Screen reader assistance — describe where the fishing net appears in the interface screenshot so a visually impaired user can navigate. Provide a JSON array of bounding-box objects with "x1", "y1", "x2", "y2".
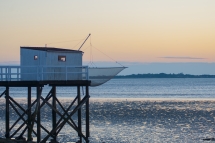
[{"x1": 88, "y1": 67, "x2": 126, "y2": 86}]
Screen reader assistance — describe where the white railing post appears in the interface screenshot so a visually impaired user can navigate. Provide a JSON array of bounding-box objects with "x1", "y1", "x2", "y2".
[
  {"x1": 17, "y1": 67, "x2": 18, "y2": 81},
  {"x1": 7, "y1": 67, "x2": 9, "y2": 81},
  {"x1": 4, "y1": 67, "x2": 6, "y2": 81},
  {"x1": 6, "y1": 67, "x2": 8, "y2": 81},
  {"x1": 86, "y1": 66, "x2": 89, "y2": 80},
  {"x1": 9, "y1": 67, "x2": 11, "y2": 81},
  {"x1": 3, "y1": 67, "x2": 4, "y2": 81},
  {"x1": 0, "y1": 67, "x2": 2, "y2": 81},
  {"x1": 8, "y1": 67, "x2": 10, "y2": 81},
  {"x1": 17, "y1": 67, "x2": 19, "y2": 81},
  {"x1": 41, "y1": 66, "x2": 43, "y2": 80},
  {"x1": 19, "y1": 67, "x2": 20, "y2": 81},
  {"x1": 1, "y1": 67, "x2": 3, "y2": 81},
  {"x1": 66, "y1": 66, "x2": 67, "y2": 80},
  {"x1": 37, "y1": 66, "x2": 39, "y2": 81}
]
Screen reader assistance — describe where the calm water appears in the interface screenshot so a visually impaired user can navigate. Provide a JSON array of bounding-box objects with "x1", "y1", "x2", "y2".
[
  {"x1": 1, "y1": 78, "x2": 215, "y2": 98},
  {"x1": 1, "y1": 78, "x2": 215, "y2": 142}
]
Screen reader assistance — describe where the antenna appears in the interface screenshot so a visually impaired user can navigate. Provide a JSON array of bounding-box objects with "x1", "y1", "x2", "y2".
[{"x1": 78, "y1": 33, "x2": 91, "y2": 51}]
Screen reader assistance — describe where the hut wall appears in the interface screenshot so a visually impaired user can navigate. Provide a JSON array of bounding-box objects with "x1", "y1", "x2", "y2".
[
  {"x1": 45, "y1": 51, "x2": 82, "y2": 80},
  {"x1": 20, "y1": 48, "x2": 46, "y2": 80}
]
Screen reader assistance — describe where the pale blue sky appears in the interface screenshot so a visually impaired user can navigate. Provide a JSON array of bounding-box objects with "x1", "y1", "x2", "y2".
[
  {"x1": 1, "y1": 1, "x2": 215, "y2": 75},
  {"x1": 83, "y1": 62, "x2": 215, "y2": 75}
]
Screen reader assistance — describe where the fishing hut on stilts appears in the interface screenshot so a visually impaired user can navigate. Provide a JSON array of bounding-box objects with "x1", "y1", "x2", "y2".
[{"x1": 0, "y1": 34, "x2": 125, "y2": 143}]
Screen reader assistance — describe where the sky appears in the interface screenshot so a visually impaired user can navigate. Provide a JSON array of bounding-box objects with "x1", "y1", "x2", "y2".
[{"x1": 0, "y1": 1, "x2": 215, "y2": 75}]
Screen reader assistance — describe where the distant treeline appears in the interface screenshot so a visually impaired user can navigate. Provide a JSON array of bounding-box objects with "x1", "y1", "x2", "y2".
[{"x1": 115, "y1": 73, "x2": 215, "y2": 78}]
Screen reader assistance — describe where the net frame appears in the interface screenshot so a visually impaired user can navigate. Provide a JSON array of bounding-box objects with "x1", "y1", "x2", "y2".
[{"x1": 88, "y1": 67, "x2": 126, "y2": 86}]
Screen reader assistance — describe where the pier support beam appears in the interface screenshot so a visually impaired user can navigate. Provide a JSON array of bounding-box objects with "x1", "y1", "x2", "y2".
[
  {"x1": 5, "y1": 86, "x2": 9, "y2": 138},
  {"x1": 77, "y1": 86, "x2": 82, "y2": 142},
  {"x1": 0, "y1": 80, "x2": 91, "y2": 143},
  {"x1": 36, "y1": 86, "x2": 41, "y2": 143},
  {"x1": 86, "y1": 85, "x2": 90, "y2": 143},
  {"x1": 27, "y1": 86, "x2": 32, "y2": 141},
  {"x1": 52, "y1": 86, "x2": 57, "y2": 142}
]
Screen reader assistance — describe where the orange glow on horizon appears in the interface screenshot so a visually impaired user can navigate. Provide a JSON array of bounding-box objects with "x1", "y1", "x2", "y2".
[{"x1": 0, "y1": 1, "x2": 215, "y2": 63}]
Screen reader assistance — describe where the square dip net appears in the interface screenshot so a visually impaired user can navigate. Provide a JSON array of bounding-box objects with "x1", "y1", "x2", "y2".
[{"x1": 88, "y1": 67, "x2": 126, "y2": 86}]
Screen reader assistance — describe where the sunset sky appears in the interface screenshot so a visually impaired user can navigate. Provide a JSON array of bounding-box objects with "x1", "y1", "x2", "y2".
[{"x1": 0, "y1": 1, "x2": 215, "y2": 74}]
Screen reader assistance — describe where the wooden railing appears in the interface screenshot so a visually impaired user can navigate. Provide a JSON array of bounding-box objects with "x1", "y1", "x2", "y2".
[{"x1": 0, "y1": 66, "x2": 89, "y2": 81}]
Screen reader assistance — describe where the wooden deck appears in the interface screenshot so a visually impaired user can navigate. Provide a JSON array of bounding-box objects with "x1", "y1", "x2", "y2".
[
  {"x1": 0, "y1": 138, "x2": 36, "y2": 143},
  {"x1": 0, "y1": 80, "x2": 91, "y2": 87}
]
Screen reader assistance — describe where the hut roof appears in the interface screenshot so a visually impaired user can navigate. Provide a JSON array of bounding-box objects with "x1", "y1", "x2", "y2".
[{"x1": 20, "y1": 47, "x2": 82, "y2": 53}]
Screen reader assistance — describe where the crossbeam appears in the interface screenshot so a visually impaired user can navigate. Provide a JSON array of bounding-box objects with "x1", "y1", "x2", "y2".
[
  {"x1": 0, "y1": 83, "x2": 91, "y2": 143},
  {"x1": 41, "y1": 95, "x2": 90, "y2": 143},
  {"x1": 0, "y1": 90, "x2": 6, "y2": 98},
  {"x1": 46, "y1": 94, "x2": 88, "y2": 141}
]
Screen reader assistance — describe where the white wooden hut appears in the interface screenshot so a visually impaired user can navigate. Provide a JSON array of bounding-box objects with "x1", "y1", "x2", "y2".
[
  {"x1": 20, "y1": 47, "x2": 85, "y2": 80},
  {"x1": 0, "y1": 46, "x2": 125, "y2": 85}
]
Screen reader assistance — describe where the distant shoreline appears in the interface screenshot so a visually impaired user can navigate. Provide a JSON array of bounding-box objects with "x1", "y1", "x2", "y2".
[{"x1": 115, "y1": 73, "x2": 215, "y2": 78}]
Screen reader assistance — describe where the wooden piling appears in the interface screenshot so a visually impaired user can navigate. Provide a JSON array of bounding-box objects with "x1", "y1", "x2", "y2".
[
  {"x1": 5, "y1": 86, "x2": 9, "y2": 138},
  {"x1": 52, "y1": 86, "x2": 57, "y2": 141},
  {"x1": 86, "y1": 85, "x2": 90, "y2": 143},
  {"x1": 36, "y1": 86, "x2": 41, "y2": 143},
  {"x1": 27, "y1": 86, "x2": 32, "y2": 141},
  {"x1": 0, "y1": 80, "x2": 91, "y2": 143},
  {"x1": 77, "y1": 86, "x2": 82, "y2": 142}
]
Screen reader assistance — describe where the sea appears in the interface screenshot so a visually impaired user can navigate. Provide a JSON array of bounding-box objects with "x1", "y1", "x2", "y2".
[
  {"x1": 1, "y1": 78, "x2": 215, "y2": 99},
  {"x1": 1, "y1": 78, "x2": 215, "y2": 143}
]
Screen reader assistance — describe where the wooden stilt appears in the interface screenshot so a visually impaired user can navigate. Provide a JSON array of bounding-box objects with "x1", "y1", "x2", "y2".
[
  {"x1": 0, "y1": 80, "x2": 91, "y2": 142},
  {"x1": 27, "y1": 86, "x2": 32, "y2": 141},
  {"x1": 0, "y1": 90, "x2": 6, "y2": 98},
  {"x1": 36, "y1": 86, "x2": 41, "y2": 143},
  {"x1": 86, "y1": 85, "x2": 90, "y2": 143},
  {"x1": 77, "y1": 86, "x2": 82, "y2": 143},
  {"x1": 52, "y1": 86, "x2": 57, "y2": 141},
  {"x1": 5, "y1": 86, "x2": 10, "y2": 138}
]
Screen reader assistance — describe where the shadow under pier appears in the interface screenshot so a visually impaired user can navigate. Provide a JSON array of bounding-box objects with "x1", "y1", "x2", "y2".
[{"x1": 0, "y1": 80, "x2": 91, "y2": 143}]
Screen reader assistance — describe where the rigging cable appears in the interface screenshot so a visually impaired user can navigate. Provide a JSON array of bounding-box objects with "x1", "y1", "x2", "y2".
[
  {"x1": 91, "y1": 45, "x2": 125, "y2": 67},
  {"x1": 45, "y1": 38, "x2": 85, "y2": 47},
  {"x1": 89, "y1": 36, "x2": 97, "y2": 67},
  {"x1": 81, "y1": 45, "x2": 94, "y2": 67},
  {"x1": 72, "y1": 39, "x2": 87, "y2": 49}
]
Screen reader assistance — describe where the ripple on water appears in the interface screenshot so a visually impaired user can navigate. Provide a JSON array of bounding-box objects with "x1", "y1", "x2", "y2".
[{"x1": 0, "y1": 99, "x2": 215, "y2": 142}]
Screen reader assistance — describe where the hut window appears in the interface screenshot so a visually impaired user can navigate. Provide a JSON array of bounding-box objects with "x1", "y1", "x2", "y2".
[
  {"x1": 34, "y1": 55, "x2": 38, "y2": 60},
  {"x1": 58, "y1": 55, "x2": 66, "y2": 62}
]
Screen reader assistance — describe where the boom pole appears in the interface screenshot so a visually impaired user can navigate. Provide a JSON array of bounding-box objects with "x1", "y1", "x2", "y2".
[{"x1": 78, "y1": 34, "x2": 91, "y2": 51}]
